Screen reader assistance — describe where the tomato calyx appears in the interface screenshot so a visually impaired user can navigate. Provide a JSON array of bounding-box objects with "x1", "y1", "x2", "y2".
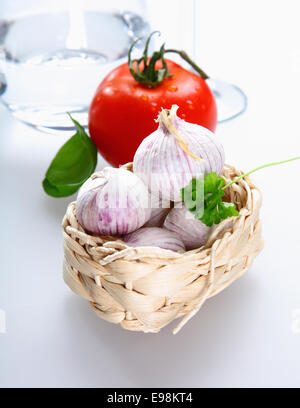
[
  {"x1": 128, "y1": 31, "x2": 171, "y2": 88},
  {"x1": 128, "y1": 31, "x2": 210, "y2": 89}
]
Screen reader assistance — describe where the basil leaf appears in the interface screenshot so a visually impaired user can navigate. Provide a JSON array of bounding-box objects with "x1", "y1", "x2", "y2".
[{"x1": 43, "y1": 115, "x2": 98, "y2": 197}]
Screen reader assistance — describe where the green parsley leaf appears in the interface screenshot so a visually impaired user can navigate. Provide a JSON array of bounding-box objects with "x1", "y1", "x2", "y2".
[
  {"x1": 43, "y1": 115, "x2": 98, "y2": 198},
  {"x1": 200, "y1": 200, "x2": 239, "y2": 227},
  {"x1": 182, "y1": 157, "x2": 300, "y2": 226},
  {"x1": 182, "y1": 177, "x2": 204, "y2": 211},
  {"x1": 182, "y1": 173, "x2": 239, "y2": 227}
]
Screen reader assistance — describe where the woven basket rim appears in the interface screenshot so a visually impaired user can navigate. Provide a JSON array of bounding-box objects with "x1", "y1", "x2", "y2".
[{"x1": 62, "y1": 163, "x2": 262, "y2": 265}]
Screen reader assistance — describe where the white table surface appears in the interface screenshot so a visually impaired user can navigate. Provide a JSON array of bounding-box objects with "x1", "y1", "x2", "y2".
[{"x1": 1, "y1": 0, "x2": 300, "y2": 388}]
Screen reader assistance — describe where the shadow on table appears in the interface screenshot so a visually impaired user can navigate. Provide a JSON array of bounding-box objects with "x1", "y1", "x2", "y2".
[
  {"x1": 62, "y1": 271, "x2": 262, "y2": 387},
  {"x1": 41, "y1": 195, "x2": 75, "y2": 222}
]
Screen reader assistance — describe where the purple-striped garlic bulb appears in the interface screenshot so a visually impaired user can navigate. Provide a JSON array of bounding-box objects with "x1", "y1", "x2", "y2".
[
  {"x1": 133, "y1": 105, "x2": 225, "y2": 202},
  {"x1": 123, "y1": 227, "x2": 186, "y2": 252},
  {"x1": 76, "y1": 167, "x2": 151, "y2": 236},
  {"x1": 164, "y1": 205, "x2": 211, "y2": 250}
]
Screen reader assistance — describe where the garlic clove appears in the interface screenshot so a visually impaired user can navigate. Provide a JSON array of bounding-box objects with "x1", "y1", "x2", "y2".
[
  {"x1": 144, "y1": 195, "x2": 172, "y2": 227},
  {"x1": 123, "y1": 227, "x2": 186, "y2": 252},
  {"x1": 163, "y1": 205, "x2": 211, "y2": 250}
]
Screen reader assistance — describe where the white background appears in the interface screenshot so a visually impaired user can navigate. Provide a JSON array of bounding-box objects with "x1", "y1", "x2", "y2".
[{"x1": 1, "y1": 0, "x2": 300, "y2": 388}]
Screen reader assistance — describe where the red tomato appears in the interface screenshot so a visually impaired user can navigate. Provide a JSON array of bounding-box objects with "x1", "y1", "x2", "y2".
[{"x1": 89, "y1": 59, "x2": 217, "y2": 167}]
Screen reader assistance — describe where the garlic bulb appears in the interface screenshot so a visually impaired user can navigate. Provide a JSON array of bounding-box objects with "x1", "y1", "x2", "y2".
[
  {"x1": 144, "y1": 196, "x2": 171, "y2": 227},
  {"x1": 164, "y1": 205, "x2": 210, "y2": 250},
  {"x1": 76, "y1": 167, "x2": 151, "y2": 236},
  {"x1": 123, "y1": 227, "x2": 186, "y2": 252},
  {"x1": 133, "y1": 105, "x2": 225, "y2": 201}
]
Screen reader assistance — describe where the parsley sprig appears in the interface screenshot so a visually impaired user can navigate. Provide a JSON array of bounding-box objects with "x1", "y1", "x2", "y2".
[{"x1": 182, "y1": 157, "x2": 300, "y2": 227}]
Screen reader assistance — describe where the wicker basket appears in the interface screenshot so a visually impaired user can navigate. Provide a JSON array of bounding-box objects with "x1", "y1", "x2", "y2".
[{"x1": 62, "y1": 164, "x2": 264, "y2": 334}]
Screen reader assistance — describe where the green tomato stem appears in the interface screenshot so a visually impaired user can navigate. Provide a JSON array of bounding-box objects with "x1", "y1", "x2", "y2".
[
  {"x1": 165, "y1": 49, "x2": 210, "y2": 80},
  {"x1": 222, "y1": 156, "x2": 300, "y2": 190}
]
